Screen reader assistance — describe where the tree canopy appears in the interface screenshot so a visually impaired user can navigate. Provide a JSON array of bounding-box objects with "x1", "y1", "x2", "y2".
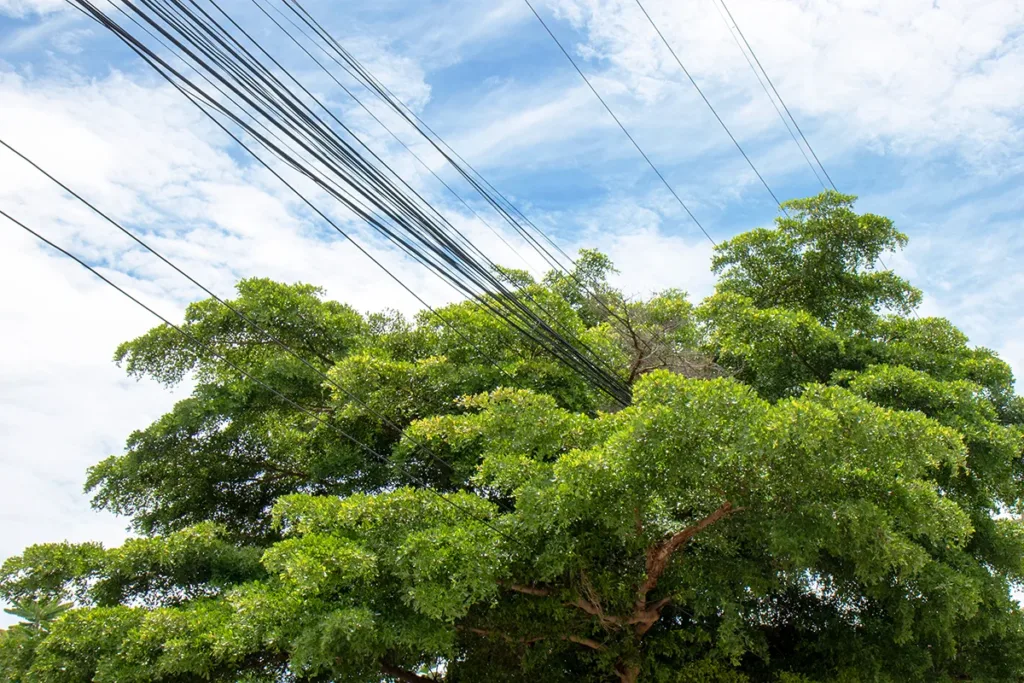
[{"x1": 3, "y1": 191, "x2": 1023, "y2": 682}]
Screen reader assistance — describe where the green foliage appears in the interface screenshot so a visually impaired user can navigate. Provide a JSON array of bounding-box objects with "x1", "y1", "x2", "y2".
[
  {"x1": 3, "y1": 192, "x2": 1024, "y2": 682},
  {"x1": 3, "y1": 598, "x2": 71, "y2": 632},
  {"x1": 711, "y1": 191, "x2": 921, "y2": 326}
]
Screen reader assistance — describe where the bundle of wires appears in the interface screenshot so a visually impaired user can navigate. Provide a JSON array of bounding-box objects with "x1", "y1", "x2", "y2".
[{"x1": 68, "y1": 0, "x2": 633, "y2": 405}]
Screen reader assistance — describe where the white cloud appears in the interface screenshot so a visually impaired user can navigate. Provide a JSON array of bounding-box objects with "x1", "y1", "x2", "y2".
[
  {"x1": 0, "y1": 0, "x2": 64, "y2": 17},
  {"x1": 538, "y1": 0, "x2": 1024, "y2": 162}
]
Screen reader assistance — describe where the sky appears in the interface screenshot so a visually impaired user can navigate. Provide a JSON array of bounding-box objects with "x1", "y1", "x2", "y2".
[{"x1": 1, "y1": 0, "x2": 1024, "y2": 623}]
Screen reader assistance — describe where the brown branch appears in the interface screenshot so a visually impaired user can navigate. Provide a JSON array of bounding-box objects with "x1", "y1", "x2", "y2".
[
  {"x1": 501, "y1": 581, "x2": 622, "y2": 628},
  {"x1": 568, "y1": 597, "x2": 623, "y2": 629},
  {"x1": 496, "y1": 502, "x2": 741, "y2": 648},
  {"x1": 579, "y1": 570, "x2": 607, "y2": 623},
  {"x1": 636, "y1": 502, "x2": 739, "y2": 612},
  {"x1": 504, "y1": 582, "x2": 552, "y2": 597},
  {"x1": 565, "y1": 634, "x2": 605, "y2": 651}
]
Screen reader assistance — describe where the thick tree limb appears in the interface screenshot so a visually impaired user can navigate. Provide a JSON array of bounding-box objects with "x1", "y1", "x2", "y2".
[
  {"x1": 568, "y1": 597, "x2": 623, "y2": 629},
  {"x1": 636, "y1": 502, "x2": 738, "y2": 613},
  {"x1": 565, "y1": 634, "x2": 605, "y2": 651},
  {"x1": 503, "y1": 582, "x2": 552, "y2": 597}
]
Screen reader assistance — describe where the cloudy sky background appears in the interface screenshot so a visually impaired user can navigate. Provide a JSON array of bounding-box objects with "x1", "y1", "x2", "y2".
[{"x1": 1, "y1": 0, "x2": 1023, "y2": 622}]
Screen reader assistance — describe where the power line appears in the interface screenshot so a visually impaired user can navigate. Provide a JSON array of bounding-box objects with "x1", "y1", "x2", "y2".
[
  {"x1": 151, "y1": 0, "x2": 630, "y2": 400},
  {"x1": 280, "y1": 0, "x2": 577, "y2": 279},
  {"x1": 268, "y1": 0, "x2": 639, "y2": 344},
  {"x1": 229, "y1": 0, "x2": 626, "y2": 389},
  {"x1": 706, "y1": 0, "x2": 826, "y2": 191},
  {"x1": 715, "y1": 0, "x2": 837, "y2": 191},
  {"x1": 711, "y1": 0, "x2": 910, "y2": 295},
  {"x1": 522, "y1": 0, "x2": 716, "y2": 246},
  {"x1": 0, "y1": 208, "x2": 524, "y2": 549},
  {"x1": 633, "y1": 0, "x2": 787, "y2": 213},
  {"x1": 69, "y1": 0, "x2": 632, "y2": 404},
  {"x1": 0, "y1": 136, "x2": 519, "y2": 516},
  {"x1": 249, "y1": 0, "x2": 538, "y2": 279}
]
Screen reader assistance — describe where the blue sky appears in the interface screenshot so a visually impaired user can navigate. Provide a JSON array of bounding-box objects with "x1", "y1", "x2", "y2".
[{"x1": 1, "y1": 0, "x2": 1024, "y2": 621}]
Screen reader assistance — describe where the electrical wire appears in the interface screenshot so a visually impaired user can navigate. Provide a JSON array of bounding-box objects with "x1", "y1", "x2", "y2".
[
  {"x1": 268, "y1": 0, "x2": 638, "y2": 342},
  {"x1": 68, "y1": 0, "x2": 633, "y2": 404},
  {"x1": 633, "y1": 0, "x2": 787, "y2": 214},
  {"x1": 715, "y1": 0, "x2": 836, "y2": 191},
  {"x1": 706, "y1": 0, "x2": 826, "y2": 191},
  {"x1": 0, "y1": 136, "x2": 519, "y2": 516},
  {"x1": 0, "y1": 208, "x2": 525, "y2": 548},
  {"x1": 133, "y1": 0, "x2": 630, "y2": 401},
  {"x1": 522, "y1": 0, "x2": 716, "y2": 246},
  {"x1": 710, "y1": 0, "x2": 909, "y2": 291}
]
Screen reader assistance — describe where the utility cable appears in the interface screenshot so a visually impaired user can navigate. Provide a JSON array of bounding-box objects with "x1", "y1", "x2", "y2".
[
  {"x1": 706, "y1": 0, "x2": 826, "y2": 190},
  {"x1": 1, "y1": 208, "x2": 524, "y2": 548},
  {"x1": 633, "y1": 0, "x2": 787, "y2": 213},
  {"x1": 716, "y1": 0, "x2": 836, "y2": 191},
  {"x1": 522, "y1": 0, "x2": 715, "y2": 246},
  {"x1": 274, "y1": 0, "x2": 640, "y2": 332},
  {"x1": 0, "y1": 136, "x2": 523, "y2": 514},
  {"x1": 70, "y1": 0, "x2": 632, "y2": 403}
]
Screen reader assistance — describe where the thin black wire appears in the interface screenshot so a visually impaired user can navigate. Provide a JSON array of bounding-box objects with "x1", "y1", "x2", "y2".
[
  {"x1": 73, "y1": 0, "x2": 549, "y2": 391},
  {"x1": 249, "y1": 0, "x2": 538, "y2": 278},
  {"x1": 185, "y1": 0, "x2": 624, "y2": 381},
  {"x1": 522, "y1": 0, "x2": 716, "y2": 246},
  {"x1": 162, "y1": 0, "x2": 630, "y2": 400},
  {"x1": 0, "y1": 136, "x2": 521, "y2": 514},
  {"x1": 0, "y1": 208, "x2": 524, "y2": 548},
  {"x1": 71, "y1": 0, "x2": 632, "y2": 403},
  {"x1": 633, "y1": 0, "x2": 788, "y2": 214},
  {"x1": 707, "y1": 0, "x2": 825, "y2": 190},
  {"x1": 272, "y1": 0, "x2": 638, "y2": 338},
  {"x1": 711, "y1": 0, "x2": 908, "y2": 290},
  {"x1": 716, "y1": 0, "x2": 837, "y2": 192},
  {"x1": 279, "y1": 0, "x2": 576, "y2": 277},
  {"x1": 238, "y1": 0, "x2": 632, "y2": 385}
]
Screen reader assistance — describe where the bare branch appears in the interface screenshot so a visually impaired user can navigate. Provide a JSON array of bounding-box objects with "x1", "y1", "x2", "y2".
[
  {"x1": 503, "y1": 582, "x2": 552, "y2": 597},
  {"x1": 565, "y1": 634, "x2": 605, "y2": 651},
  {"x1": 637, "y1": 501, "x2": 739, "y2": 611}
]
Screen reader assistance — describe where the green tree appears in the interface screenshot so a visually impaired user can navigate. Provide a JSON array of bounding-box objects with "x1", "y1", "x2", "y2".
[
  {"x1": 3, "y1": 598, "x2": 71, "y2": 632},
  {"x1": 3, "y1": 191, "x2": 1023, "y2": 682}
]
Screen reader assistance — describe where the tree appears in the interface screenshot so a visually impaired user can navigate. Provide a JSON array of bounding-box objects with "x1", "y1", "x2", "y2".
[
  {"x1": 2, "y1": 191, "x2": 1023, "y2": 682},
  {"x1": 3, "y1": 598, "x2": 71, "y2": 632}
]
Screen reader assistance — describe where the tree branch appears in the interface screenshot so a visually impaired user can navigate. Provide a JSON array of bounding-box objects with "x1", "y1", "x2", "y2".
[
  {"x1": 503, "y1": 582, "x2": 552, "y2": 597},
  {"x1": 565, "y1": 634, "x2": 605, "y2": 651},
  {"x1": 568, "y1": 597, "x2": 623, "y2": 629},
  {"x1": 637, "y1": 501, "x2": 739, "y2": 612}
]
